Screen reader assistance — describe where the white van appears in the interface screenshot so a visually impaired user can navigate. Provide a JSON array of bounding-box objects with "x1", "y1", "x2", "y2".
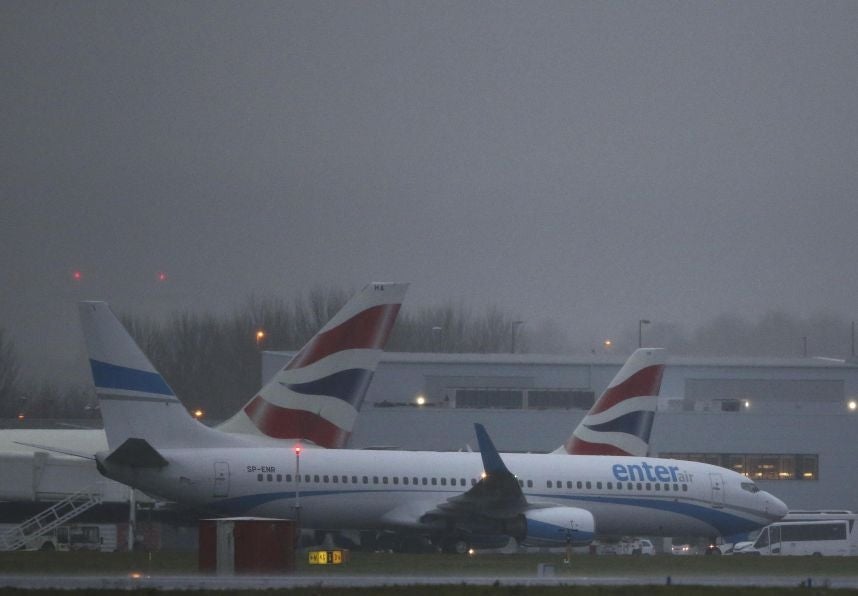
[
  {"x1": 744, "y1": 519, "x2": 857, "y2": 556},
  {"x1": 14, "y1": 524, "x2": 119, "y2": 552}
]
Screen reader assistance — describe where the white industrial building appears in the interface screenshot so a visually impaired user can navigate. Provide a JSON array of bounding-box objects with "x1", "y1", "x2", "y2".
[{"x1": 266, "y1": 351, "x2": 858, "y2": 512}]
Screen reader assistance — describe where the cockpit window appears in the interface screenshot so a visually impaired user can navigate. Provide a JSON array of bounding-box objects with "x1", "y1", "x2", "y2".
[{"x1": 741, "y1": 481, "x2": 760, "y2": 493}]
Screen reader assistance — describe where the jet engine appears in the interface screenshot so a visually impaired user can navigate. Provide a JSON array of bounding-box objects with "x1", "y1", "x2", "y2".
[{"x1": 510, "y1": 507, "x2": 595, "y2": 546}]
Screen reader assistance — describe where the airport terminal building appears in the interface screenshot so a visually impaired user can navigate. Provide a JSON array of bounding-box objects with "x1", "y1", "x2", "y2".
[{"x1": 266, "y1": 351, "x2": 858, "y2": 513}]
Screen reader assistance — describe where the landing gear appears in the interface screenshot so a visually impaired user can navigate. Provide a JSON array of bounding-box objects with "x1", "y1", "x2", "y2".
[{"x1": 440, "y1": 535, "x2": 470, "y2": 554}]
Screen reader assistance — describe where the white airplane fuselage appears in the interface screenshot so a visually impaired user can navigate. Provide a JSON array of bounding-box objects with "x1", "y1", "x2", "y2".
[{"x1": 98, "y1": 447, "x2": 786, "y2": 538}]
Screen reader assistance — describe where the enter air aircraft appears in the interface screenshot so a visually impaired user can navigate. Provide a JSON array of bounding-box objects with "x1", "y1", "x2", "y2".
[{"x1": 78, "y1": 301, "x2": 787, "y2": 553}]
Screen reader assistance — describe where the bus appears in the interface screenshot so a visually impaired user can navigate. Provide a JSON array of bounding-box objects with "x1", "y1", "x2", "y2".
[{"x1": 744, "y1": 519, "x2": 857, "y2": 556}]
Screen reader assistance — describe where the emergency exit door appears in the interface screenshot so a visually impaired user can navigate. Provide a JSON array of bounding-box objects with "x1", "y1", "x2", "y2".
[{"x1": 214, "y1": 462, "x2": 230, "y2": 498}]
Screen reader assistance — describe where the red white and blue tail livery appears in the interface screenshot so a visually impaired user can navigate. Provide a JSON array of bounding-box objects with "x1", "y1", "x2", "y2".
[
  {"x1": 559, "y1": 348, "x2": 665, "y2": 457},
  {"x1": 217, "y1": 282, "x2": 408, "y2": 448}
]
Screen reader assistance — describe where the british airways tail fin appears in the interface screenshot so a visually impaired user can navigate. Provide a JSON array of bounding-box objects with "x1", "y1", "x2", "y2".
[
  {"x1": 79, "y1": 301, "x2": 244, "y2": 450},
  {"x1": 217, "y1": 282, "x2": 409, "y2": 448},
  {"x1": 557, "y1": 348, "x2": 666, "y2": 456}
]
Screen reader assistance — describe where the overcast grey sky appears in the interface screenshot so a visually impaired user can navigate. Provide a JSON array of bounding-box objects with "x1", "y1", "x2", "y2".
[{"x1": 2, "y1": 1, "x2": 857, "y2": 383}]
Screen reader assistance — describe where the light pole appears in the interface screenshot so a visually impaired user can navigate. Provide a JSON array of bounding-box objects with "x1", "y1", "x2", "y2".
[
  {"x1": 511, "y1": 321, "x2": 524, "y2": 353},
  {"x1": 431, "y1": 326, "x2": 443, "y2": 352},
  {"x1": 638, "y1": 320, "x2": 651, "y2": 348},
  {"x1": 294, "y1": 444, "x2": 302, "y2": 543}
]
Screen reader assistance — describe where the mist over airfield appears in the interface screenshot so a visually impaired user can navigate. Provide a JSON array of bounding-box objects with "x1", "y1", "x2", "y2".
[{"x1": 2, "y1": 1, "x2": 858, "y2": 385}]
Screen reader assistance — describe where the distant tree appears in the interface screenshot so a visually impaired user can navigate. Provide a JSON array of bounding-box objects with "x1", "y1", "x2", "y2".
[{"x1": 0, "y1": 328, "x2": 21, "y2": 416}]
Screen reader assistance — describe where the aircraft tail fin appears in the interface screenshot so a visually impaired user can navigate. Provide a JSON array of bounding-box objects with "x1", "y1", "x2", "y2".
[
  {"x1": 79, "y1": 301, "x2": 240, "y2": 450},
  {"x1": 557, "y1": 348, "x2": 666, "y2": 456},
  {"x1": 217, "y1": 282, "x2": 408, "y2": 448}
]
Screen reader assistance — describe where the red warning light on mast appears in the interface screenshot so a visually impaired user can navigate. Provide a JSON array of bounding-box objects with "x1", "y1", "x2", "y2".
[
  {"x1": 72, "y1": 271, "x2": 82, "y2": 281},
  {"x1": 157, "y1": 271, "x2": 168, "y2": 282}
]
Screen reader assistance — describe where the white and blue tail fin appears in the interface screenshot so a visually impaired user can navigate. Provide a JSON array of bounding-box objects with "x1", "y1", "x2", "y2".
[
  {"x1": 217, "y1": 282, "x2": 409, "y2": 448},
  {"x1": 79, "y1": 301, "x2": 241, "y2": 450},
  {"x1": 556, "y1": 348, "x2": 666, "y2": 456}
]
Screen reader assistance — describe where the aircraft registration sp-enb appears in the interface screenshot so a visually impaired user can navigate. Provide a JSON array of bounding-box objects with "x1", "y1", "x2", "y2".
[{"x1": 50, "y1": 284, "x2": 790, "y2": 553}]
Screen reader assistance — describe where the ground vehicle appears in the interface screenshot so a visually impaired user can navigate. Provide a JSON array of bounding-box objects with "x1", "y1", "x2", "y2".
[
  {"x1": 742, "y1": 520, "x2": 857, "y2": 556},
  {"x1": 594, "y1": 538, "x2": 655, "y2": 555},
  {"x1": 11, "y1": 524, "x2": 118, "y2": 552}
]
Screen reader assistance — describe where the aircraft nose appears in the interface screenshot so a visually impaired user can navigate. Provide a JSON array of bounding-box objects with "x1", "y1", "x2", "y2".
[{"x1": 765, "y1": 493, "x2": 788, "y2": 520}]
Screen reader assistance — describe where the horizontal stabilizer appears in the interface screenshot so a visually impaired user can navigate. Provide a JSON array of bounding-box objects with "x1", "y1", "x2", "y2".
[
  {"x1": 13, "y1": 441, "x2": 95, "y2": 460},
  {"x1": 105, "y1": 438, "x2": 168, "y2": 468}
]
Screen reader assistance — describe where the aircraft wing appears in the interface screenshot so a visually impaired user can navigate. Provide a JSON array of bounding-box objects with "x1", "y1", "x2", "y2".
[{"x1": 420, "y1": 424, "x2": 530, "y2": 524}]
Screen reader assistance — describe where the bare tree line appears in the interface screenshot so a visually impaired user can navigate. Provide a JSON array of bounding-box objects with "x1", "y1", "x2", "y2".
[
  {"x1": 117, "y1": 291, "x2": 524, "y2": 418},
  {"x1": 2, "y1": 298, "x2": 857, "y2": 420}
]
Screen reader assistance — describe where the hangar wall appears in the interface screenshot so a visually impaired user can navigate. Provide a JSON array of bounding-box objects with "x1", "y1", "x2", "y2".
[{"x1": 265, "y1": 351, "x2": 858, "y2": 512}]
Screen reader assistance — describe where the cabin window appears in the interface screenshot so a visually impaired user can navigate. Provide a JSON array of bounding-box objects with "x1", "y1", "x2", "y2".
[
  {"x1": 332, "y1": 476, "x2": 338, "y2": 483},
  {"x1": 422, "y1": 478, "x2": 428, "y2": 485},
  {"x1": 596, "y1": 482, "x2": 602, "y2": 489},
  {"x1": 636, "y1": 483, "x2": 642, "y2": 491},
  {"x1": 313, "y1": 475, "x2": 320, "y2": 483},
  {"x1": 518, "y1": 479, "x2": 524, "y2": 487},
  {"x1": 547, "y1": 481, "x2": 553, "y2": 488},
  {"x1": 431, "y1": 478, "x2": 437, "y2": 485},
  {"x1": 567, "y1": 481, "x2": 573, "y2": 489},
  {"x1": 585, "y1": 481, "x2": 592, "y2": 490},
  {"x1": 403, "y1": 477, "x2": 409, "y2": 485},
  {"x1": 323, "y1": 475, "x2": 329, "y2": 483},
  {"x1": 682, "y1": 484, "x2": 688, "y2": 491},
  {"x1": 461, "y1": 478, "x2": 466, "y2": 486},
  {"x1": 616, "y1": 483, "x2": 622, "y2": 490},
  {"x1": 352, "y1": 476, "x2": 358, "y2": 483},
  {"x1": 577, "y1": 481, "x2": 583, "y2": 489},
  {"x1": 607, "y1": 482, "x2": 612, "y2": 490},
  {"x1": 305, "y1": 475, "x2": 311, "y2": 483},
  {"x1": 362, "y1": 476, "x2": 368, "y2": 484},
  {"x1": 645, "y1": 483, "x2": 651, "y2": 491},
  {"x1": 413, "y1": 477, "x2": 419, "y2": 485},
  {"x1": 373, "y1": 476, "x2": 379, "y2": 484},
  {"x1": 285, "y1": 474, "x2": 292, "y2": 482},
  {"x1": 276, "y1": 474, "x2": 282, "y2": 482},
  {"x1": 441, "y1": 478, "x2": 447, "y2": 486},
  {"x1": 655, "y1": 483, "x2": 660, "y2": 491},
  {"x1": 342, "y1": 476, "x2": 348, "y2": 483},
  {"x1": 383, "y1": 477, "x2": 389, "y2": 484},
  {"x1": 267, "y1": 474, "x2": 273, "y2": 482},
  {"x1": 527, "y1": 480, "x2": 533, "y2": 488},
  {"x1": 471, "y1": 478, "x2": 477, "y2": 486},
  {"x1": 393, "y1": 477, "x2": 399, "y2": 485},
  {"x1": 257, "y1": 474, "x2": 263, "y2": 482}
]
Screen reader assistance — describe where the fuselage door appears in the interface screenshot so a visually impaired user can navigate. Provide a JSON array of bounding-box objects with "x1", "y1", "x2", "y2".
[
  {"x1": 214, "y1": 461, "x2": 230, "y2": 498},
  {"x1": 708, "y1": 473, "x2": 725, "y2": 508}
]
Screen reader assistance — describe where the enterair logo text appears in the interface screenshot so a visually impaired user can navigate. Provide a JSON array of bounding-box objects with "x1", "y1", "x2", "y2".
[{"x1": 612, "y1": 462, "x2": 694, "y2": 483}]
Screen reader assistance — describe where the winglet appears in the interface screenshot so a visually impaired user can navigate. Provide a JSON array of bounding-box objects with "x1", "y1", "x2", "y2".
[{"x1": 475, "y1": 423, "x2": 509, "y2": 475}]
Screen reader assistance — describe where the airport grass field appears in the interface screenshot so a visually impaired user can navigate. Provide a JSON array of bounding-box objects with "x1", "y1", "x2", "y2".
[{"x1": 3, "y1": 550, "x2": 858, "y2": 594}]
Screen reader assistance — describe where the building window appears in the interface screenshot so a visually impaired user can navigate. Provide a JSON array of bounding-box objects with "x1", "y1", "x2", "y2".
[
  {"x1": 455, "y1": 388, "x2": 523, "y2": 409},
  {"x1": 527, "y1": 389, "x2": 595, "y2": 410},
  {"x1": 660, "y1": 452, "x2": 819, "y2": 481}
]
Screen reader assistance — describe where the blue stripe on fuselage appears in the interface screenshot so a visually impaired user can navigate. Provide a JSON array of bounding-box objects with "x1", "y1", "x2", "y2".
[{"x1": 208, "y1": 489, "x2": 763, "y2": 535}]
